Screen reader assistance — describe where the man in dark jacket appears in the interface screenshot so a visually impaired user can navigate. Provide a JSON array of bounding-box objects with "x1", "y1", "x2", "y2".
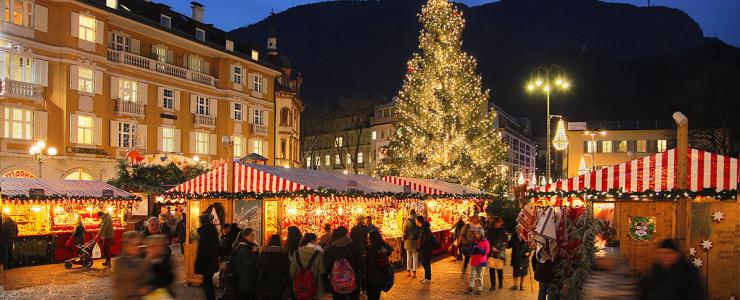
[
  {"x1": 195, "y1": 214, "x2": 220, "y2": 300},
  {"x1": 349, "y1": 216, "x2": 369, "y2": 291},
  {"x1": 325, "y1": 226, "x2": 362, "y2": 300},
  {"x1": 532, "y1": 255, "x2": 557, "y2": 300},
  {"x1": 416, "y1": 216, "x2": 434, "y2": 283},
  {"x1": 640, "y1": 239, "x2": 706, "y2": 300},
  {"x1": 259, "y1": 234, "x2": 290, "y2": 300},
  {"x1": 230, "y1": 228, "x2": 260, "y2": 300},
  {"x1": 1, "y1": 213, "x2": 18, "y2": 269}
]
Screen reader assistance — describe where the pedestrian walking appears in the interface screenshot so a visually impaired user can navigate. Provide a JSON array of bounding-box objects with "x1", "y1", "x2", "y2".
[
  {"x1": 582, "y1": 247, "x2": 637, "y2": 300},
  {"x1": 365, "y1": 231, "x2": 394, "y2": 300},
  {"x1": 143, "y1": 217, "x2": 160, "y2": 237},
  {"x1": 532, "y1": 255, "x2": 557, "y2": 300},
  {"x1": 1, "y1": 213, "x2": 18, "y2": 269},
  {"x1": 258, "y1": 234, "x2": 290, "y2": 300},
  {"x1": 290, "y1": 233, "x2": 326, "y2": 300},
  {"x1": 459, "y1": 215, "x2": 482, "y2": 275},
  {"x1": 286, "y1": 225, "x2": 303, "y2": 256},
  {"x1": 141, "y1": 234, "x2": 175, "y2": 299},
  {"x1": 325, "y1": 226, "x2": 362, "y2": 300},
  {"x1": 96, "y1": 211, "x2": 114, "y2": 266},
  {"x1": 451, "y1": 216, "x2": 465, "y2": 260},
  {"x1": 402, "y1": 209, "x2": 420, "y2": 278},
  {"x1": 195, "y1": 214, "x2": 220, "y2": 300},
  {"x1": 318, "y1": 223, "x2": 333, "y2": 249},
  {"x1": 507, "y1": 225, "x2": 531, "y2": 291},
  {"x1": 230, "y1": 228, "x2": 260, "y2": 300},
  {"x1": 486, "y1": 216, "x2": 507, "y2": 291},
  {"x1": 467, "y1": 227, "x2": 490, "y2": 295},
  {"x1": 112, "y1": 231, "x2": 155, "y2": 300},
  {"x1": 639, "y1": 239, "x2": 706, "y2": 300},
  {"x1": 349, "y1": 216, "x2": 369, "y2": 291},
  {"x1": 365, "y1": 216, "x2": 378, "y2": 233},
  {"x1": 175, "y1": 216, "x2": 186, "y2": 255},
  {"x1": 416, "y1": 216, "x2": 434, "y2": 283}
]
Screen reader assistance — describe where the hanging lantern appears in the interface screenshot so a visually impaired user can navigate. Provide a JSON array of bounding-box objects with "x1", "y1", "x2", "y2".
[
  {"x1": 577, "y1": 156, "x2": 589, "y2": 175},
  {"x1": 552, "y1": 119, "x2": 569, "y2": 151}
]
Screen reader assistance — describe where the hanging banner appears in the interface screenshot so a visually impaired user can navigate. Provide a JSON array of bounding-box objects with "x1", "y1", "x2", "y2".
[{"x1": 629, "y1": 216, "x2": 656, "y2": 241}]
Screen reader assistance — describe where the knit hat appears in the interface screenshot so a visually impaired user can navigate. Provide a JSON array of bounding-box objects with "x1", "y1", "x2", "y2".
[
  {"x1": 473, "y1": 226, "x2": 485, "y2": 236},
  {"x1": 658, "y1": 239, "x2": 678, "y2": 251}
]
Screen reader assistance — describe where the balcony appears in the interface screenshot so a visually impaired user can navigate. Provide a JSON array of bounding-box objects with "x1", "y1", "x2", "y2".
[
  {"x1": 115, "y1": 99, "x2": 145, "y2": 117},
  {"x1": 0, "y1": 78, "x2": 44, "y2": 101},
  {"x1": 107, "y1": 49, "x2": 216, "y2": 87},
  {"x1": 252, "y1": 124, "x2": 268, "y2": 136},
  {"x1": 193, "y1": 113, "x2": 216, "y2": 128}
]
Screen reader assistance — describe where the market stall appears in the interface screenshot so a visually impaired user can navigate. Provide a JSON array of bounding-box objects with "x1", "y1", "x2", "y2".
[
  {"x1": 0, "y1": 178, "x2": 140, "y2": 266},
  {"x1": 525, "y1": 148, "x2": 738, "y2": 299}
]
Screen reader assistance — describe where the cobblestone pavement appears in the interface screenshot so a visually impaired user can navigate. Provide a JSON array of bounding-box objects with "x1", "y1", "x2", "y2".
[{"x1": 1, "y1": 248, "x2": 538, "y2": 300}]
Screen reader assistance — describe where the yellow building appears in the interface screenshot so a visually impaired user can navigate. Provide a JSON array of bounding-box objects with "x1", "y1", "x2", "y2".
[
  {"x1": 560, "y1": 121, "x2": 676, "y2": 178},
  {"x1": 0, "y1": 0, "x2": 285, "y2": 180}
]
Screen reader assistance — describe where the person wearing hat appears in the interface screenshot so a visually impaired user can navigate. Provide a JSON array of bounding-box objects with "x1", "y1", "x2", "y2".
[
  {"x1": 582, "y1": 246, "x2": 637, "y2": 300},
  {"x1": 194, "y1": 214, "x2": 219, "y2": 300},
  {"x1": 639, "y1": 239, "x2": 706, "y2": 300},
  {"x1": 467, "y1": 226, "x2": 490, "y2": 295}
]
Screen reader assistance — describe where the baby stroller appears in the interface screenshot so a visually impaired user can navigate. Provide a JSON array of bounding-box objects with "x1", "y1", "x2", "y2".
[{"x1": 64, "y1": 239, "x2": 96, "y2": 269}]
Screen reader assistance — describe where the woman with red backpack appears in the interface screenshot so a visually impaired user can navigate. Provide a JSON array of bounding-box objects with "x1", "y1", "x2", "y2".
[
  {"x1": 289, "y1": 233, "x2": 326, "y2": 300},
  {"x1": 365, "y1": 230, "x2": 394, "y2": 300},
  {"x1": 324, "y1": 226, "x2": 362, "y2": 300}
]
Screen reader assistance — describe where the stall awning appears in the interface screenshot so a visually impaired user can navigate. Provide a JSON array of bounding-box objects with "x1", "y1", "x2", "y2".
[
  {"x1": 166, "y1": 160, "x2": 228, "y2": 194},
  {"x1": 0, "y1": 178, "x2": 136, "y2": 199},
  {"x1": 382, "y1": 176, "x2": 481, "y2": 195},
  {"x1": 535, "y1": 148, "x2": 738, "y2": 192}
]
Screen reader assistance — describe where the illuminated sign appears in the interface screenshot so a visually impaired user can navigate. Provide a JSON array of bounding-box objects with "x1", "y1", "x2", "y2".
[{"x1": 2, "y1": 169, "x2": 36, "y2": 178}]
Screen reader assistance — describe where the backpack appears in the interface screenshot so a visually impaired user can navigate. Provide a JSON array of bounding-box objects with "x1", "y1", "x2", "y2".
[
  {"x1": 329, "y1": 250, "x2": 357, "y2": 294},
  {"x1": 293, "y1": 250, "x2": 320, "y2": 300}
]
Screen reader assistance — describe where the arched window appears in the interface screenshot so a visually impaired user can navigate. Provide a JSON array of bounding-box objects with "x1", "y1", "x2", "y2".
[{"x1": 64, "y1": 170, "x2": 93, "y2": 180}]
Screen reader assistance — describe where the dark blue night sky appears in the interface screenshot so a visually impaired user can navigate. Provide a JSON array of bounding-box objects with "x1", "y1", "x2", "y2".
[{"x1": 158, "y1": 0, "x2": 739, "y2": 46}]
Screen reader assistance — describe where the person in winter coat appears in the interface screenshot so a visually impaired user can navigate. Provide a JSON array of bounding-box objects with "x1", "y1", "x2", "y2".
[
  {"x1": 219, "y1": 223, "x2": 239, "y2": 259},
  {"x1": 195, "y1": 214, "x2": 220, "y2": 300},
  {"x1": 402, "y1": 209, "x2": 420, "y2": 278},
  {"x1": 582, "y1": 247, "x2": 637, "y2": 300},
  {"x1": 324, "y1": 226, "x2": 362, "y2": 300},
  {"x1": 349, "y1": 216, "x2": 369, "y2": 290},
  {"x1": 258, "y1": 234, "x2": 291, "y2": 300},
  {"x1": 73, "y1": 216, "x2": 86, "y2": 246},
  {"x1": 451, "y1": 216, "x2": 465, "y2": 260},
  {"x1": 175, "y1": 217, "x2": 186, "y2": 255},
  {"x1": 290, "y1": 233, "x2": 326, "y2": 300},
  {"x1": 507, "y1": 225, "x2": 531, "y2": 291},
  {"x1": 532, "y1": 254, "x2": 557, "y2": 300},
  {"x1": 416, "y1": 216, "x2": 434, "y2": 283},
  {"x1": 112, "y1": 231, "x2": 156, "y2": 300},
  {"x1": 285, "y1": 226, "x2": 303, "y2": 256},
  {"x1": 459, "y1": 215, "x2": 483, "y2": 275},
  {"x1": 96, "y1": 211, "x2": 115, "y2": 266},
  {"x1": 318, "y1": 223, "x2": 333, "y2": 249},
  {"x1": 0, "y1": 213, "x2": 18, "y2": 269},
  {"x1": 486, "y1": 216, "x2": 507, "y2": 290},
  {"x1": 230, "y1": 228, "x2": 260, "y2": 300},
  {"x1": 640, "y1": 239, "x2": 706, "y2": 300},
  {"x1": 467, "y1": 227, "x2": 490, "y2": 295},
  {"x1": 141, "y1": 234, "x2": 175, "y2": 298},
  {"x1": 365, "y1": 230, "x2": 393, "y2": 300}
]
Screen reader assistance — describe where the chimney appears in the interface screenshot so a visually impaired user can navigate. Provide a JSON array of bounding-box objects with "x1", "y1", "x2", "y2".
[{"x1": 191, "y1": 2, "x2": 204, "y2": 23}]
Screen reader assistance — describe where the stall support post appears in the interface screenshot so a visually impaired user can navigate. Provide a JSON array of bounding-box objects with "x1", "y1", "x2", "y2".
[
  {"x1": 226, "y1": 160, "x2": 235, "y2": 193},
  {"x1": 674, "y1": 112, "x2": 689, "y2": 252}
]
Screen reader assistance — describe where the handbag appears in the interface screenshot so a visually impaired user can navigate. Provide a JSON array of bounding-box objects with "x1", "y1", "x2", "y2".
[
  {"x1": 143, "y1": 288, "x2": 174, "y2": 300},
  {"x1": 487, "y1": 257, "x2": 504, "y2": 269}
]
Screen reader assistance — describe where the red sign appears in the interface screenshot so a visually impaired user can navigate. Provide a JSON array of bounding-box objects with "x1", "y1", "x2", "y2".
[{"x1": 2, "y1": 169, "x2": 36, "y2": 178}]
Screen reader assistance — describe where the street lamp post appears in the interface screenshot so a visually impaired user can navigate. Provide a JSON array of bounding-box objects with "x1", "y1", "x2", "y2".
[
  {"x1": 527, "y1": 65, "x2": 571, "y2": 180},
  {"x1": 583, "y1": 130, "x2": 606, "y2": 172},
  {"x1": 29, "y1": 141, "x2": 57, "y2": 178}
]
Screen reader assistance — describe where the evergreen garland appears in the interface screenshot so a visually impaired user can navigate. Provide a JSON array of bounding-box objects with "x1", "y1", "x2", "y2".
[
  {"x1": 528, "y1": 188, "x2": 737, "y2": 201},
  {"x1": 107, "y1": 160, "x2": 210, "y2": 193}
]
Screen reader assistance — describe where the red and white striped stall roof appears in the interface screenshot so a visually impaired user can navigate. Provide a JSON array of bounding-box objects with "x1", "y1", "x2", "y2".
[
  {"x1": 535, "y1": 148, "x2": 739, "y2": 193},
  {"x1": 166, "y1": 160, "x2": 228, "y2": 194},
  {"x1": 382, "y1": 176, "x2": 482, "y2": 195},
  {"x1": 0, "y1": 178, "x2": 135, "y2": 198}
]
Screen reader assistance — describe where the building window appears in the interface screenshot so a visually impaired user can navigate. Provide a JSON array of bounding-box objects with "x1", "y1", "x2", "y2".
[
  {"x1": 252, "y1": 139, "x2": 265, "y2": 156},
  {"x1": 252, "y1": 74, "x2": 263, "y2": 92},
  {"x1": 188, "y1": 56, "x2": 205, "y2": 73},
  {"x1": 280, "y1": 139, "x2": 286, "y2": 159},
  {"x1": 152, "y1": 45, "x2": 167, "y2": 63},
  {"x1": 252, "y1": 109, "x2": 264, "y2": 126},
  {"x1": 636, "y1": 140, "x2": 647, "y2": 153},
  {"x1": 78, "y1": 14, "x2": 97, "y2": 43},
  {"x1": 3, "y1": 0, "x2": 34, "y2": 27},
  {"x1": 371, "y1": 131, "x2": 376, "y2": 140},
  {"x1": 160, "y1": 14, "x2": 171, "y2": 28},
  {"x1": 116, "y1": 122, "x2": 135, "y2": 148},
  {"x1": 315, "y1": 156, "x2": 321, "y2": 167},
  {"x1": 118, "y1": 78, "x2": 137, "y2": 102},
  {"x1": 357, "y1": 152, "x2": 363, "y2": 164},
  {"x1": 334, "y1": 154, "x2": 340, "y2": 165},
  {"x1": 110, "y1": 32, "x2": 130, "y2": 52},
  {"x1": 233, "y1": 103, "x2": 243, "y2": 121},
  {"x1": 195, "y1": 96, "x2": 209, "y2": 115},
  {"x1": 346, "y1": 153, "x2": 351, "y2": 164},
  {"x1": 232, "y1": 66, "x2": 242, "y2": 84},
  {"x1": 195, "y1": 28, "x2": 205, "y2": 41},
  {"x1": 2, "y1": 107, "x2": 32, "y2": 140},
  {"x1": 617, "y1": 140, "x2": 628, "y2": 153},
  {"x1": 233, "y1": 136, "x2": 243, "y2": 157},
  {"x1": 325, "y1": 155, "x2": 330, "y2": 166},
  {"x1": 162, "y1": 88, "x2": 174, "y2": 110},
  {"x1": 306, "y1": 156, "x2": 312, "y2": 168},
  {"x1": 77, "y1": 115, "x2": 94, "y2": 144},
  {"x1": 194, "y1": 132, "x2": 209, "y2": 155},
  {"x1": 162, "y1": 127, "x2": 175, "y2": 152},
  {"x1": 5, "y1": 53, "x2": 34, "y2": 83},
  {"x1": 600, "y1": 140, "x2": 613, "y2": 153},
  {"x1": 251, "y1": 50, "x2": 259, "y2": 61},
  {"x1": 280, "y1": 108, "x2": 291, "y2": 126},
  {"x1": 657, "y1": 139, "x2": 667, "y2": 152},
  {"x1": 77, "y1": 67, "x2": 94, "y2": 93},
  {"x1": 335, "y1": 137, "x2": 343, "y2": 147},
  {"x1": 65, "y1": 171, "x2": 93, "y2": 180}
]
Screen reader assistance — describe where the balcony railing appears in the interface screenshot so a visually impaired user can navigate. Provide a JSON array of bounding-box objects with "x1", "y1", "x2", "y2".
[
  {"x1": 193, "y1": 113, "x2": 216, "y2": 127},
  {"x1": 115, "y1": 99, "x2": 145, "y2": 117},
  {"x1": 0, "y1": 78, "x2": 44, "y2": 101},
  {"x1": 108, "y1": 49, "x2": 216, "y2": 87},
  {"x1": 252, "y1": 124, "x2": 268, "y2": 136}
]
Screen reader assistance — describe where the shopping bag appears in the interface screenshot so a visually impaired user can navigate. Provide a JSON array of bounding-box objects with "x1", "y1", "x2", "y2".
[
  {"x1": 92, "y1": 242, "x2": 102, "y2": 259},
  {"x1": 143, "y1": 288, "x2": 174, "y2": 300},
  {"x1": 64, "y1": 235, "x2": 76, "y2": 248},
  {"x1": 487, "y1": 257, "x2": 504, "y2": 269}
]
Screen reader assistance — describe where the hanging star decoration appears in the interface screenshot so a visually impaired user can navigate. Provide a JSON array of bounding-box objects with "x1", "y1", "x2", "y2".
[
  {"x1": 691, "y1": 257, "x2": 703, "y2": 268},
  {"x1": 711, "y1": 211, "x2": 725, "y2": 222},
  {"x1": 701, "y1": 239, "x2": 713, "y2": 250},
  {"x1": 689, "y1": 247, "x2": 697, "y2": 257}
]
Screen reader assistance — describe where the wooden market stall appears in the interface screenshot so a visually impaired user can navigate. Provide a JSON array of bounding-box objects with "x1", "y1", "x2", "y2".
[
  {"x1": 0, "y1": 178, "x2": 140, "y2": 266},
  {"x1": 526, "y1": 148, "x2": 739, "y2": 299},
  {"x1": 165, "y1": 160, "x2": 487, "y2": 284}
]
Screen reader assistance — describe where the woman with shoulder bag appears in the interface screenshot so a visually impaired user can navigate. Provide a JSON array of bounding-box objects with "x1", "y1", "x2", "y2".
[{"x1": 486, "y1": 216, "x2": 507, "y2": 291}]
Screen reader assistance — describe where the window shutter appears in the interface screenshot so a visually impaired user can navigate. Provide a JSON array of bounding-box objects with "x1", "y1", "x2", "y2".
[
  {"x1": 94, "y1": 70, "x2": 103, "y2": 94},
  {"x1": 69, "y1": 65, "x2": 79, "y2": 90},
  {"x1": 0, "y1": 53, "x2": 6, "y2": 79},
  {"x1": 166, "y1": 50, "x2": 174, "y2": 64},
  {"x1": 108, "y1": 31, "x2": 115, "y2": 49},
  {"x1": 110, "y1": 120, "x2": 120, "y2": 147},
  {"x1": 0, "y1": 106, "x2": 4, "y2": 138},
  {"x1": 137, "y1": 124, "x2": 147, "y2": 150},
  {"x1": 156, "y1": 127, "x2": 163, "y2": 151},
  {"x1": 157, "y1": 87, "x2": 164, "y2": 107},
  {"x1": 34, "y1": 59, "x2": 48, "y2": 87},
  {"x1": 130, "y1": 38, "x2": 140, "y2": 55},
  {"x1": 248, "y1": 108, "x2": 254, "y2": 124},
  {"x1": 247, "y1": 72, "x2": 253, "y2": 90},
  {"x1": 137, "y1": 82, "x2": 148, "y2": 103},
  {"x1": 189, "y1": 94, "x2": 197, "y2": 113},
  {"x1": 247, "y1": 139, "x2": 254, "y2": 154},
  {"x1": 95, "y1": 20, "x2": 104, "y2": 44},
  {"x1": 173, "y1": 90, "x2": 181, "y2": 110},
  {"x1": 70, "y1": 12, "x2": 79, "y2": 38},
  {"x1": 209, "y1": 134, "x2": 217, "y2": 155},
  {"x1": 583, "y1": 141, "x2": 588, "y2": 152},
  {"x1": 203, "y1": 61, "x2": 210, "y2": 74},
  {"x1": 229, "y1": 102, "x2": 235, "y2": 120},
  {"x1": 34, "y1": 5, "x2": 48, "y2": 32},
  {"x1": 182, "y1": 55, "x2": 189, "y2": 69},
  {"x1": 110, "y1": 76, "x2": 119, "y2": 99},
  {"x1": 189, "y1": 131, "x2": 196, "y2": 153},
  {"x1": 94, "y1": 117, "x2": 103, "y2": 145},
  {"x1": 262, "y1": 141, "x2": 269, "y2": 157},
  {"x1": 264, "y1": 110, "x2": 269, "y2": 127},
  {"x1": 174, "y1": 129, "x2": 182, "y2": 153},
  {"x1": 209, "y1": 99, "x2": 217, "y2": 116},
  {"x1": 69, "y1": 114, "x2": 78, "y2": 143},
  {"x1": 229, "y1": 64, "x2": 235, "y2": 83},
  {"x1": 34, "y1": 111, "x2": 48, "y2": 141}
]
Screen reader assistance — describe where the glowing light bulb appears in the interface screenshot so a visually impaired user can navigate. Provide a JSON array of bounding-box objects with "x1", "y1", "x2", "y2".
[
  {"x1": 47, "y1": 147, "x2": 57, "y2": 156},
  {"x1": 356, "y1": 207, "x2": 363, "y2": 214},
  {"x1": 556, "y1": 79, "x2": 563, "y2": 85},
  {"x1": 86, "y1": 206, "x2": 93, "y2": 212},
  {"x1": 2, "y1": 206, "x2": 11, "y2": 214},
  {"x1": 562, "y1": 82, "x2": 570, "y2": 89},
  {"x1": 192, "y1": 156, "x2": 200, "y2": 162},
  {"x1": 36, "y1": 141, "x2": 46, "y2": 149},
  {"x1": 543, "y1": 85, "x2": 551, "y2": 92},
  {"x1": 29, "y1": 146, "x2": 40, "y2": 155},
  {"x1": 526, "y1": 84, "x2": 534, "y2": 91},
  {"x1": 315, "y1": 208, "x2": 324, "y2": 215},
  {"x1": 535, "y1": 79, "x2": 542, "y2": 86},
  {"x1": 31, "y1": 206, "x2": 42, "y2": 213}
]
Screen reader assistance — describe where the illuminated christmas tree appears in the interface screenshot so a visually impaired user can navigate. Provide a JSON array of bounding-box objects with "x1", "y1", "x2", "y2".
[{"x1": 381, "y1": 0, "x2": 508, "y2": 191}]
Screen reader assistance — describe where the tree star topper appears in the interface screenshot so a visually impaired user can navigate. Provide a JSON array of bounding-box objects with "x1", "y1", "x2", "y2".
[
  {"x1": 691, "y1": 257, "x2": 703, "y2": 268},
  {"x1": 711, "y1": 211, "x2": 725, "y2": 222},
  {"x1": 700, "y1": 239, "x2": 713, "y2": 250}
]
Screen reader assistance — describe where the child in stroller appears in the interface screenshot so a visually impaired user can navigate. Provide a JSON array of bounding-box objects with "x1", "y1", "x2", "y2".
[{"x1": 64, "y1": 217, "x2": 94, "y2": 269}]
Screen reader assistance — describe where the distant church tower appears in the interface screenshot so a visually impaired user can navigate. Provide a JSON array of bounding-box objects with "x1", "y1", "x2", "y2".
[{"x1": 267, "y1": 27, "x2": 278, "y2": 56}]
